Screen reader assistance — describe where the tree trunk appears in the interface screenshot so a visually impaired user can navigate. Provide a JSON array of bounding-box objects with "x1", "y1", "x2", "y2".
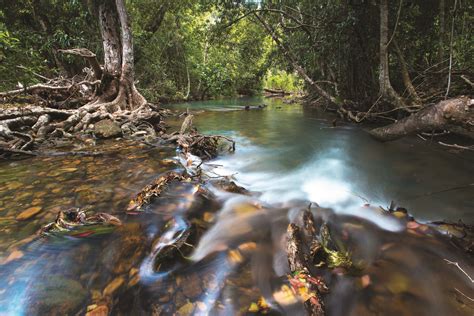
[
  {"x1": 94, "y1": 0, "x2": 146, "y2": 110},
  {"x1": 393, "y1": 41, "x2": 422, "y2": 105},
  {"x1": 438, "y1": 0, "x2": 446, "y2": 62},
  {"x1": 370, "y1": 97, "x2": 473, "y2": 141},
  {"x1": 379, "y1": 0, "x2": 406, "y2": 109}
]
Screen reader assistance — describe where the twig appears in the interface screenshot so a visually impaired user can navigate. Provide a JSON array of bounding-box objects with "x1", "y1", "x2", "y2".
[
  {"x1": 444, "y1": 259, "x2": 474, "y2": 283},
  {"x1": 460, "y1": 75, "x2": 474, "y2": 88},
  {"x1": 355, "y1": 94, "x2": 383, "y2": 123},
  {"x1": 417, "y1": 134, "x2": 427, "y2": 141},
  {"x1": 454, "y1": 288, "x2": 474, "y2": 302},
  {"x1": 407, "y1": 183, "x2": 473, "y2": 200},
  {"x1": 438, "y1": 141, "x2": 474, "y2": 151},
  {"x1": 16, "y1": 65, "x2": 51, "y2": 81},
  {"x1": 421, "y1": 131, "x2": 450, "y2": 137}
]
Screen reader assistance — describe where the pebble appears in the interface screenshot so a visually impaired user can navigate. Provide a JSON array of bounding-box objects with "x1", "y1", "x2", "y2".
[{"x1": 16, "y1": 206, "x2": 42, "y2": 220}]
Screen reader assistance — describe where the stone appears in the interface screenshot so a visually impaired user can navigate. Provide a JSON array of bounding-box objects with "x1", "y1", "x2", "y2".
[
  {"x1": 181, "y1": 274, "x2": 202, "y2": 299},
  {"x1": 86, "y1": 305, "x2": 108, "y2": 316},
  {"x1": 94, "y1": 119, "x2": 122, "y2": 139},
  {"x1": 103, "y1": 276, "x2": 125, "y2": 297},
  {"x1": 27, "y1": 276, "x2": 88, "y2": 315},
  {"x1": 177, "y1": 301, "x2": 194, "y2": 316},
  {"x1": 16, "y1": 206, "x2": 42, "y2": 221}
]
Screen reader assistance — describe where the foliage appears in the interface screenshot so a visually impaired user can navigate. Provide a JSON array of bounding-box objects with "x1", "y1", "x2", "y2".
[
  {"x1": 263, "y1": 69, "x2": 304, "y2": 92},
  {"x1": 0, "y1": 1, "x2": 99, "y2": 90},
  {"x1": 1, "y1": 0, "x2": 471, "y2": 104},
  {"x1": 132, "y1": 1, "x2": 272, "y2": 101}
]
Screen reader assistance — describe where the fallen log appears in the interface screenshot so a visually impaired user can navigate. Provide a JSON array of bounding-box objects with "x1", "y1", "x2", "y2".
[
  {"x1": 370, "y1": 97, "x2": 474, "y2": 141},
  {"x1": 264, "y1": 88, "x2": 289, "y2": 95}
]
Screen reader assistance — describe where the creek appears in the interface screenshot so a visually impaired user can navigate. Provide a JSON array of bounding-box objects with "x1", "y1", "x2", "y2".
[{"x1": 0, "y1": 97, "x2": 472, "y2": 315}]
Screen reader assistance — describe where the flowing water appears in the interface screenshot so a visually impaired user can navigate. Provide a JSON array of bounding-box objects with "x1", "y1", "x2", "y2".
[{"x1": 0, "y1": 97, "x2": 473, "y2": 315}]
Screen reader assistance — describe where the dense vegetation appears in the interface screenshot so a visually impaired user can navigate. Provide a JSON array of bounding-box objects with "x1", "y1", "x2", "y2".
[
  {"x1": 2, "y1": 1, "x2": 471, "y2": 102},
  {"x1": 0, "y1": 0, "x2": 279, "y2": 101},
  {"x1": 0, "y1": 0, "x2": 472, "y2": 148}
]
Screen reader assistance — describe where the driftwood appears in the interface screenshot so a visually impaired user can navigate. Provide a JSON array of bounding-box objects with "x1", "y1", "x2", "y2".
[
  {"x1": 370, "y1": 97, "x2": 474, "y2": 141},
  {"x1": 264, "y1": 88, "x2": 290, "y2": 97},
  {"x1": 164, "y1": 115, "x2": 235, "y2": 160}
]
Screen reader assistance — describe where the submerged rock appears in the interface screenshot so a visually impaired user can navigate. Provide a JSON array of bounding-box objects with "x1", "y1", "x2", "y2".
[
  {"x1": 94, "y1": 119, "x2": 122, "y2": 139},
  {"x1": 27, "y1": 276, "x2": 88, "y2": 315}
]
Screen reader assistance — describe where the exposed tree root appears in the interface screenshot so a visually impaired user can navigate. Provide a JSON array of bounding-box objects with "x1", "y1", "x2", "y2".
[{"x1": 0, "y1": 98, "x2": 165, "y2": 158}]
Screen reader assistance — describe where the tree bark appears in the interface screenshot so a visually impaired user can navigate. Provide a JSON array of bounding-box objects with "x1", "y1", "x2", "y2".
[
  {"x1": 93, "y1": 0, "x2": 146, "y2": 110},
  {"x1": 370, "y1": 97, "x2": 474, "y2": 141},
  {"x1": 115, "y1": 0, "x2": 146, "y2": 110},
  {"x1": 393, "y1": 41, "x2": 422, "y2": 105},
  {"x1": 438, "y1": 0, "x2": 446, "y2": 62},
  {"x1": 379, "y1": 0, "x2": 406, "y2": 109},
  {"x1": 99, "y1": 0, "x2": 122, "y2": 77}
]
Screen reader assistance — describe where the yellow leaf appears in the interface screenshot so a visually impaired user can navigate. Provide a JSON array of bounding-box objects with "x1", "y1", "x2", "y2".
[{"x1": 248, "y1": 302, "x2": 259, "y2": 312}]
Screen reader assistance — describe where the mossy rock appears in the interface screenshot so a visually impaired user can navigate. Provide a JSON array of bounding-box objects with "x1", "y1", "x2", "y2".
[{"x1": 94, "y1": 119, "x2": 122, "y2": 139}]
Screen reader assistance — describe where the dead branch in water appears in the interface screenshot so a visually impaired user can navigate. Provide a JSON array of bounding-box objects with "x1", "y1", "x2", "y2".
[
  {"x1": 127, "y1": 171, "x2": 187, "y2": 212},
  {"x1": 287, "y1": 209, "x2": 327, "y2": 316},
  {"x1": 163, "y1": 114, "x2": 235, "y2": 160},
  {"x1": 444, "y1": 259, "x2": 474, "y2": 283}
]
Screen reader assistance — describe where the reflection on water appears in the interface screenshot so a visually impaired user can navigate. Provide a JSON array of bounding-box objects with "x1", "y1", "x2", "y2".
[{"x1": 0, "y1": 98, "x2": 472, "y2": 315}]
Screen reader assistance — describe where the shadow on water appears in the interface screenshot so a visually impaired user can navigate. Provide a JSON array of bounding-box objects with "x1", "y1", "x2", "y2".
[{"x1": 0, "y1": 98, "x2": 472, "y2": 315}]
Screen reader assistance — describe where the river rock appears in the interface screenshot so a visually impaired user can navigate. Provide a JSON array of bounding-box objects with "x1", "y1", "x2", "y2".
[
  {"x1": 16, "y1": 206, "x2": 42, "y2": 221},
  {"x1": 181, "y1": 274, "x2": 202, "y2": 299},
  {"x1": 103, "y1": 276, "x2": 125, "y2": 297},
  {"x1": 86, "y1": 304, "x2": 108, "y2": 316},
  {"x1": 27, "y1": 276, "x2": 88, "y2": 315},
  {"x1": 102, "y1": 223, "x2": 146, "y2": 274},
  {"x1": 94, "y1": 119, "x2": 122, "y2": 139}
]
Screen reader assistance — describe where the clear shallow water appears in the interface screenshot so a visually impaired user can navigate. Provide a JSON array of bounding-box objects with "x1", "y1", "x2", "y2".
[
  {"x1": 174, "y1": 97, "x2": 474, "y2": 223},
  {"x1": 0, "y1": 97, "x2": 472, "y2": 315}
]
